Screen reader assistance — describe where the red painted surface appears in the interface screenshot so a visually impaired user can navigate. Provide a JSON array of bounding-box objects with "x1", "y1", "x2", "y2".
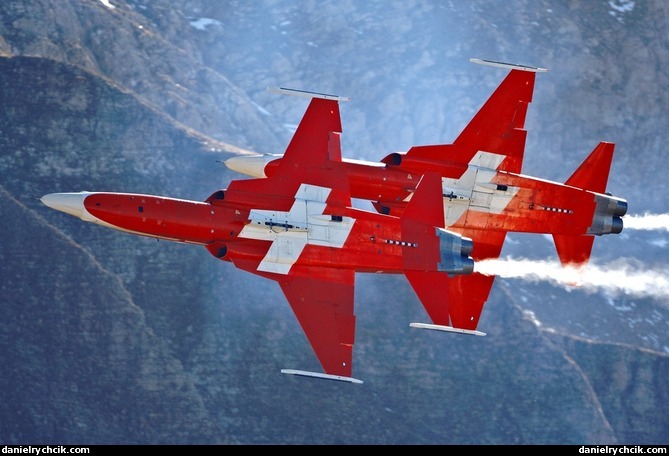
[{"x1": 44, "y1": 66, "x2": 626, "y2": 381}]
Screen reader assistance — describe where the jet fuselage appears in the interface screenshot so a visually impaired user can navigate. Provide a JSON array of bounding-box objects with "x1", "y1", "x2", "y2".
[
  {"x1": 41, "y1": 188, "x2": 474, "y2": 277},
  {"x1": 227, "y1": 149, "x2": 627, "y2": 246}
]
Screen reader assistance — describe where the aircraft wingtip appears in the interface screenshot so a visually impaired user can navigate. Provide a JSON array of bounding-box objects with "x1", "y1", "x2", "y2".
[
  {"x1": 281, "y1": 369, "x2": 363, "y2": 384},
  {"x1": 470, "y1": 57, "x2": 548, "y2": 73}
]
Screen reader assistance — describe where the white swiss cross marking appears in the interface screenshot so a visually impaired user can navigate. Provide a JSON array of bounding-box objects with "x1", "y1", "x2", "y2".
[
  {"x1": 438, "y1": 151, "x2": 520, "y2": 227},
  {"x1": 238, "y1": 183, "x2": 355, "y2": 274}
]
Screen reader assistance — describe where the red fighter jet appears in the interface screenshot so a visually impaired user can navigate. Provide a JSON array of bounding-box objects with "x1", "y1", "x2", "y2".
[
  {"x1": 225, "y1": 59, "x2": 628, "y2": 338},
  {"x1": 41, "y1": 91, "x2": 476, "y2": 384}
]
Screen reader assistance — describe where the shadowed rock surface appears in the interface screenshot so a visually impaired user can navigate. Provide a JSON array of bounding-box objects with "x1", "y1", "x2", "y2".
[{"x1": 1, "y1": 0, "x2": 667, "y2": 444}]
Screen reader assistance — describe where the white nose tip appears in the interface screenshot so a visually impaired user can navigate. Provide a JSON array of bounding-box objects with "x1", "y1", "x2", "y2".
[
  {"x1": 40, "y1": 192, "x2": 90, "y2": 219},
  {"x1": 224, "y1": 154, "x2": 279, "y2": 178}
]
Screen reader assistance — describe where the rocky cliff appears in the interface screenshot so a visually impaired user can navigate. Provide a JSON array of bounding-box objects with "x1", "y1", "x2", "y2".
[{"x1": 0, "y1": 0, "x2": 667, "y2": 444}]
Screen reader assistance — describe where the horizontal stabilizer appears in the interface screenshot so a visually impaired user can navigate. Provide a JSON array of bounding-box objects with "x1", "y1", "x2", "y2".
[
  {"x1": 565, "y1": 141, "x2": 615, "y2": 194},
  {"x1": 553, "y1": 234, "x2": 595, "y2": 267},
  {"x1": 281, "y1": 369, "x2": 363, "y2": 384},
  {"x1": 410, "y1": 322, "x2": 486, "y2": 336}
]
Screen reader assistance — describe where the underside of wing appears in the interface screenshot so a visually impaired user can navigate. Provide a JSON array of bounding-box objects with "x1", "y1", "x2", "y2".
[
  {"x1": 277, "y1": 266, "x2": 356, "y2": 378},
  {"x1": 209, "y1": 96, "x2": 349, "y2": 209},
  {"x1": 399, "y1": 69, "x2": 535, "y2": 177},
  {"x1": 453, "y1": 69, "x2": 535, "y2": 174}
]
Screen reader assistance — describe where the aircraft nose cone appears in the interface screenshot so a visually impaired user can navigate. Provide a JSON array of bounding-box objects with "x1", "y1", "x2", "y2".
[
  {"x1": 224, "y1": 154, "x2": 279, "y2": 178},
  {"x1": 40, "y1": 192, "x2": 90, "y2": 219}
]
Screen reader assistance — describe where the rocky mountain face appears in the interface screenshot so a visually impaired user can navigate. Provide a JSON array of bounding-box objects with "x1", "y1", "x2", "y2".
[{"x1": 1, "y1": 0, "x2": 667, "y2": 444}]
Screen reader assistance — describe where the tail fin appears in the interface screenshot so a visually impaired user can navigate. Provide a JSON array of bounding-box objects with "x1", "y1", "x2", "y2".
[
  {"x1": 564, "y1": 141, "x2": 614, "y2": 193},
  {"x1": 552, "y1": 234, "x2": 595, "y2": 267},
  {"x1": 401, "y1": 172, "x2": 474, "y2": 276},
  {"x1": 401, "y1": 172, "x2": 474, "y2": 327},
  {"x1": 553, "y1": 141, "x2": 626, "y2": 267}
]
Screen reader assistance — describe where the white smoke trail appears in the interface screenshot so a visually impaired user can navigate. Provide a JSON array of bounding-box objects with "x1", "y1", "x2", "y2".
[
  {"x1": 474, "y1": 257, "x2": 669, "y2": 300},
  {"x1": 624, "y1": 213, "x2": 669, "y2": 231}
]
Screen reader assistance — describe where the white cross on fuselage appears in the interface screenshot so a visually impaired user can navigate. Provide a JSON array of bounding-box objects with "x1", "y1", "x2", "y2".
[
  {"x1": 238, "y1": 184, "x2": 356, "y2": 274},
  {"x1": 439, "y1": 151, "x2": 520, "y2": 226}
]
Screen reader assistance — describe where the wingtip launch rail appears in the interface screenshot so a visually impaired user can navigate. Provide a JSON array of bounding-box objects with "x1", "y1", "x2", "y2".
[
  {"x1": 281, "y1": 369, "x2": 364, "y2": 384},
  {"x1": 267, "y1": 86, "x2": 351, "y2": 102},
  {"x1": 410, "y1": 322, "x2": 487, "y2": 337},
  {"x1": 469, "y1": 57, "x2": 549, "y2": 73}
]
